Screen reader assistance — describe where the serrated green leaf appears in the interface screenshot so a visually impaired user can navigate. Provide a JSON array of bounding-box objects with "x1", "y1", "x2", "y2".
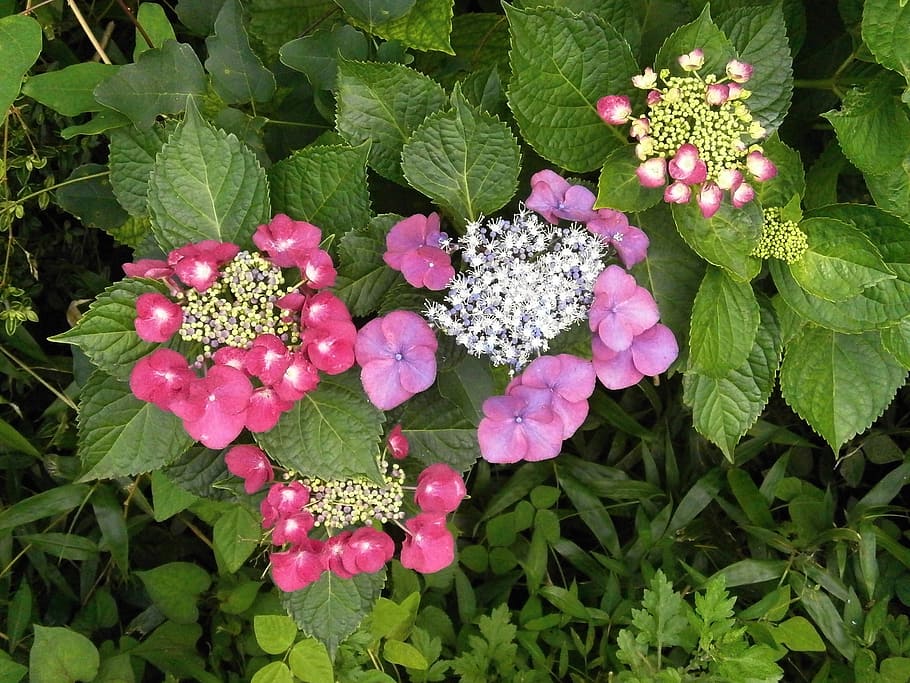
[
  {"x1": 770, "y1": 204, "x2": 910, "y2": 332},
  {"x1": 418, "y1": 13, "x2": 510, "y2": 90},
  {"x1": 136, "y1": 562, "x2": 212, "y2": 624},
  {"x1": 595, "y1": 146, "x2": 664, "y2": 212},
  {"x1": 254, "y1": 614, "x2": 299, "y2": 655},
  {"x1": 29, "y1": 626, "x2": 99, "y2": 683},
  {"x1": 631, "y1": 569, "x2": 690, "y2": 649},
  {"x1": 683, "y1": 296, "x2": 781, "y2": 459},
  {"x1": 671, "y1": 198, "x2": 763, "y2": 282},
  {"x1": 288, "y1": 639, "x2": 334, "y2": 683},
  {"x1": 0, "y1": 14, "x2": 41, "y2": 117},
  {"x1": 109, "y1": 124, "x2": 170, "y2": 217},
  {"x1": 206, "y1": 0, "x2": 276, "y2": 104},
  {"x1": 22, "y1": 63, "x2": 117, "y2": 116},
  {"x1": 77, "y1": 370, "x2": 195, "y2": 480},
  {"x1": 55, "y1": 164, "x2": 129, "y2": 231},
  {"x1": 862, "y1": 0, "x2": 910, "y2": 80},
  {"x1": 689, "y1": 267, "x2": 760, "y2": 376},
  {"x1": 283, "y1": 568, "x2": 387, "y2": 656},
  {"x1": 214, "y1": 506, "x2": 260, "y2": 573},
  {"x1": 248, "y1": 0, "x2": 337, "y2": 61},
  {"x1": 334, "y1": 214, "x2": 403, "y2": 316},
  {"x1": 280, "y1": 25, "x2": 369, "y2": 91},
  {"x1": 401, "y1": 90, "x2": 520, "y2": 222},
  {"x1": 780, "y1": 326, "x2": 906, "y2": 452},
  {"x1": 335, "y1": 60, "x2": 447, "y2": 184},
  {"x1": 148, "y1": 98, "x2": 270, "y2": 251},
  {"x1": 134, "y1": 3, "x2": 176, "y2": 59},
  {"x1": 758, "y1": 134, "x2": 805, "y2": 208},
  {"x1": 824, "y1": 74, "x2": 910, "y2": 176},
  {"x1": 268, "y1": 143, "x2": 371, "y2": 242},
  {"x1": 358, "y1": 0, "x2": 453, "y2": 53},
  {"x1": 50, "y1": 279, "x2": 164, "y2": 378},
  {"x1": 255, "y1": 370, "x2": 384, "y2": 481},
  {"x1": 865, "y1": 159, "x2": 910, "y2": 224},
  {"x1": 161, "y1": 446, "x2": 232, "y2": 500},
  {"x1": 881, "y1": 318, "x2": 910, "y2": 368},
  {"x1": 94, "y1": 40, "x2": 206, "y2": 129},
  {"x1": 337, "y1": 0, "x2": 415, "y2": 29},
  {"x1": 789, "y1": 217, "x2": 896, "y2": 302},
  {"x1": 716, "y1": 3, "x2": 793, "y2": 134},
  {"x1": 505, "y1": 4, "x2": 636, "y2": 172},
  {"x1": 400, "y1": 384, "x2": 480, "y2": 471},
  {"x1": 655, "y1": 4, "x2": 735, "y2": 76}
]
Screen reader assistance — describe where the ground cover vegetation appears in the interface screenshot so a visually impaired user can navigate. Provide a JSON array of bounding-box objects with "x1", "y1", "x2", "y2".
[{"x1": 2, "y1": 0, "x2": 910, "y2": 681}]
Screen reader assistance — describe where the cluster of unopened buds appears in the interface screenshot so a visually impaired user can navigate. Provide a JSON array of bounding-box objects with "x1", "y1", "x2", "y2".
[
  {"x1": 597, "y1": 49, "x2": 777, "y2": 218},
  {"x1": 126, "y1": 214, "x2": 357, "y2": 449},
  {"x1": 224, "y1": 439, "x2": 466, "y2": 590}
]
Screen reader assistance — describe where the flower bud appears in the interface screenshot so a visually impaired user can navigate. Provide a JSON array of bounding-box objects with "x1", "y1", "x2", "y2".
[
  {"x1": 731, "y1": 182, "x2": 756, "y2": 208},
  {"x1": 596, "y1": 95, "x2": 632, "y2": 125},
  {"x1": 706, "y1": 83, "x2": 729, "y2": 106},
  {"x1": 636, "y1": 158, "x2": 667, "y2": 188},
  {"x1": 746, "y1": 151, "x2": 777, "y2": 181},
  {"x1": 663, "y1": 181, "x2": 692, "y2": 204},
  {"x1": 678, "y1": 49, "x2": 705, "y2": 71},
  {"x1": 698, "y1": 182, "x2": 723, "y2": 218},
  {"x1": 725, "y1": 59, "x2": 753, "y2": 83},
  {"x1": 632, "y1": 67, "x2": 658, "y2": 89}
]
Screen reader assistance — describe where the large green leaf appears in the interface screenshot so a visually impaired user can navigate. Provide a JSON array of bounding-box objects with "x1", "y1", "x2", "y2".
[
  {"x1": 335, "y1": 60, "x2": 447, "y2": 184},
  {"x1": 865, "y1": 159, "x2": 910, "y2": 224},
  {"x1": 881, "y1": 318, "x2": 910, "y2": 369},
  {"x1": 0, "y1": 484, "x2": 91, "y2": 536},
  {"x1": 756, "y1": 134, "x2": 805, "y2": 209},
  {"x1": 683, "y1": 297, "x2": 781, "y2": 460},
  {"x1": 334, "y1": 214, "x2": 403, "y2": 317},
  {"x1": 55, "y1": 164, "x2": 129, "y2": 231},
  {"x1": 77, "y1": 370, "x2": 195, "y2": 481},
  {"x1": 716, "y1": 3, "x2": 793, "y2": 134},
  {"x1": 400, "y1": 384, "x2": 482, "y2": 471},
  {"x1": 49, "y1": 279, "x2": 164, "y2": 379},
  {"x1": 780, "y1": 327, "x2": 906, "y2": 452},
  {"x1": 29, "y1": 626, "x2": 99, "y2": 683},
  {"x1": 136, "y1": 562, "x2": 212, "y2": 624},
  {"x1": 824, "y1": 74, "x2": 910, "y2": 177},
  {"x1": 862, "y1": 0, "x2": 910, "y2": 81},
  {"x1": 109, "y1": 124, "x2": 170, "y2": 217},
  {"x1": 94, "y1": 40, "x2": 206, "y2": 129},
  {"x1": 134, "y1": 3, "x2": 177, "y2": 59},
  {"x1": 655, "y1": 4, "x2": 735, "y2": 76},
  {"x1": 148, "y1": 98, "x2": 270, "y2": 252},
  {"x1": 254, "y1": 371, "x2": 384, "y2": 482},
  {"x1": 248, "y1": 0, "x2": 336, "y2": 61},
  {"x1": 401, "y1": 90, "x2": 520, "y2": 223},
  {"x1": 22, "y1": 63, "x2": 117, "y2": 116},
  {"x1": 0, "y1": 14, "x2": 41, "y2": 117},
  {"x1": 206, "y1": 0, "x2": 276, "y2": 104},
  {"x1": 176, "y1": 0, "x2": 227, "y2": 36},
  {"x1": 788, "y1": 217, "x2": 895, "y2": 302},
  {"x1": 770, "y1": 204, "x2": 910, "y2": 332},
  {"x1": 268, "y1": 143, "x2": 372, "y2": 243},
  {"x1": 283, "y1": 568, "x2": 387, "y2": 656},
  {"x1": 336, "y1": 0, "x2": 415, "y2": 29},
  {"x1": 505, "y1": 3, "x2": 636, "y2": 172},
  {"x1": 689, "y1": 267, "x2": 760, "y2": 377},
  {"x1": 671, "y1": 199, "x2": 763, "y2": 282},
  {"x1": 357, "y1": 0, "x2": 454, "y2": 53}
]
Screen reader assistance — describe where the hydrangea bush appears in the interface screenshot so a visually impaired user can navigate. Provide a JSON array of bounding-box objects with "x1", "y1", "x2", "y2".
[{"x1": 5, "y1": 0, "x2": 910, "y2": 677}]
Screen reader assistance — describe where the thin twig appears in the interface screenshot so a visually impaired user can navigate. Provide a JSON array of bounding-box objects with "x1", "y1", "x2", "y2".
[
  {"x1": 113, "y1": 0, "x2": 155, "y2": 50},
  {"x1": 66, "y1": 0, "x2": 112, "y2": 64},
  {"x1": 0, "y1": 345, "x2": 78, "y2": 411}
]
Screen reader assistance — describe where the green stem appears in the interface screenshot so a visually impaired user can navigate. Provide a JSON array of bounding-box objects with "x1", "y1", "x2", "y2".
[
  {"x1": 0, "y1": 345, "x2": 78, "y2": 411},
  {"x1": 14, "y1": 170, "x2": 110, "y2": 206}
]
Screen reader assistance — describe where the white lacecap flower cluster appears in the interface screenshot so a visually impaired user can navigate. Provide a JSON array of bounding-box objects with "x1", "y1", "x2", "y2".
[{"x1": 425, "y1": 208, "x2": 607, "y2": 372}]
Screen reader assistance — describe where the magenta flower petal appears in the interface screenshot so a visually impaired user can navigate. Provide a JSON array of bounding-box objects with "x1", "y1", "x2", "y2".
[
  {"x1": 731, "y1": 182, "x2": 755, "y2": 208},
  {"x1": 123, "y1": 259, "x2": 173, "y2": 280},
  {"x1": 360, "y1": 359, "x2": 413, "y2": 410},
  {"x1": 746, "y1": 151, "x2": 777, "y2": 182},
  {"x1": 272, "y1": 511, "x2": 315, "y2": 546},
  {"x1": 323, "y1": 532, "x2": 354, "y2": 578},
  {"x1": 554, "y1": 185, "x2": 598, "y2": 223},
  {"x1": 415, "y1": 463, "x2": 466, "y2": 513},
  {"x1": 387, "y1": 424, "x2": 409, "y2": 460},
  {"x1": 589, "y1": 266, "x2": 660, "y2": 351},
  {"x1": 225, "y1": 444, "x2": 273, "y2": 493},
  {"x1": 519, "y1": 354, "x2": 595, "y2": 403},
  {"x1": 341, "y1": 527, "x2": 395, "y2": 575},
  {"x1": 246, "y1": 387, "x2": 293, "y2": 433},
  {"x1": 698, "y1": 182, "x2": 723, "y2": 218},
  {"x1": 725, "y1": 59, "x2": 753, "y2": 83},
  {"x1": 129, "y1": 348, "x2": 195, "y2": 410},
  {"x1": 636, "y1": 158, "x2": 667, "y2": 188},
  {"x1": 243, "y1": 334, "x2": 291, "y2": 386},
  {"x1": 596, "y1": 94, "x2": 632, "y2": 125},
  {"x1": 631, "y1": 323, "x2": 679, "y2": 376},
  {"x1": 298, "y1": 249, "x2": 337, "y2": 289},
  {"x1": 253, "y1": 214, "x2": 322, "y2": 268},
  {"x1": 384, "y1": 213, "x2": 441, "y2": 269},
  {"x1": 134, "y1": 292, "x2": 183, "y2": 343},
  {"x1": 526, "y1": 170, "x2": 571, "y2": 224},
  {"x1": 400, "y1": 513, "x2": 455, "y2": 574},
  {"x1": 477, "y1": 388, "x2": 564, "y2": 463},
  {"x1": 270, "y1": 539, "x2": 325, "y2": 592}
]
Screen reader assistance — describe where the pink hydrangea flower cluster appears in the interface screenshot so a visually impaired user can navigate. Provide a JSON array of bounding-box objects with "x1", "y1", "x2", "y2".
[
  {"x1": 596, "y1": 51, "x2": 777, "y2": 218},
  {"x1": 224, "y1": 442, "x2": 465, "y2": 590},
  {"x1": 525, "y1": 169, "x2": 649, "y2": 268},
  {"x1": 384, "y1": 212, "x2": 456, "y2": 290},
  {"x1": 127, "y1": 215, "x2": 357, "y2": 449},
  {"x1": 589, "y1": 266, "x2": 678, "y2": 389},
  {"x1": 478, "y1": 354, "x2": 596, "y2": 463}
]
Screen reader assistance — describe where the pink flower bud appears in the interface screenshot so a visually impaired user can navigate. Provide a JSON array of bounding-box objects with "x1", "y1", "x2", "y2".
[
  {"x1": 635, "y1": 136, "x2": 655, "y2": 160},
  {"x1": 663, "y1": 181, "x2": 691, "y2": 204},
  {"x1": 726, "y1": 59, "x2": 753, "y2": 83},
  {"x1": 415, "y1": 463, "x2": 466, "y2": 513},
  {"x1": 746, "y1": 151, "x2": 777, "y2": 181},
  {"x1": 387, "y1": 424, "x2": 409, "y2": 460},
  {"x1": 716, "y1": 168, "x2": 744, "y2": 191},
  {"x1": 727, "y1": 83, "x2": 746, "y2": 100},
  {"x1": 596, "y1": 95, "x2": 632, "y2": 125},
  {"x1": 697, "y1": 182, "x2": 723, "y2": 218},
  {"x1": 341, "y1": 527, "x2": 395, "y2": 575},
  {"x1": 400, "y1": 513, "x2": 454, "y2": 574},
  {"x1": 629, "y1": 117, "x2": 651, "y2": 140},
  {"x1": 225, "y1": 444, "x2": 273, "y2": 494},
  {"x1": 636, "y1": 158, "x2": 667, "y2": 188},
  {"x1": 706, "y1": 83, "x2": 729, "y2": 106},
  {"x1": 632, "y1": 67, "x2": 657, "y2": 89},
  {"x1": 731, "y1": 181, "x2": 755, "y2": 208},
  {"x1": 134, "y1": 292, "x2": 184, "y2": 343},
  {"x1": 678, "y1": 49, "x2": 705, "y2": 71},
  {"x1": 668, "y1": 144, "x2": 708, "y2": 185},
  {"x1": 647, "y1": 90, "x2": 662, "y2": 106}
]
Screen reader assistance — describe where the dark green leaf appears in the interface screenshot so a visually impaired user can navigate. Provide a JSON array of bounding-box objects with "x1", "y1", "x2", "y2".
[
  {"x1": 280, "y1": 25, "x2": 369, "y2": 91},
  {"x1": 356, "y1": 0, "x2": 454, "y2": 53},
  {"x1": 862, "y1": 0, "x2": 910, "y2": 80},
  {"x1": 206, "y1": 0, "x2": 276, "y2": 104},
  {"x1": 94, "y1": 40, "x2": 206, "y2": 129},
  {"x1": 334, "y1": 214, "x2": 402, "y2": 316},
  {"x1": 0, "y1": 14, "x2": 42, "y2": 117},
  {"x1": 109, "y1": 124, "x2": 170, "y2": 217},
  {"x1": 655, "y1": 4, "x2": 734, "y2": 76},
  {"x1": 336, "y1": 0, "x2": 415, "y2": 29},
  {"x1": 758, "y1": 134, "x2": 805, "y2": 208},
  {"x1": 505, "y1": 3, "x2": 637, "y2": 172},
  {"x1": 214, "y1": 506, "x2": 260, "y2": 573},
  {"x1": 0, "y1": 484, "x2": 90, "y2": 535},
  {"x1": 247, "y1": 0, "x2": 337, "y2": 61},
  {"x1": 22, "y1": 63, "x2": 117, "y2": 116},
  {"x1": 0, "y1": 415, "x2": 39, "y2": 457},
  {"x1": 671, "y1": 199, "x2": 762, "y2": 282},
  {"x1": 400, "y1": 385, "x2": 481, "y2": 471},
  {"x1": 134, "y1": 3, "x2": 176, "y2": 59},
  {"x1": 175, "y1": 0, "x2": 227, "y2": 36},
  {"x1": 55, "y1": 164, "x2": 129, "y2": 231},
  {"x1": 136, "y1": 562, "x2": 212, "y2": 624},
  {"x1": 595, "y1": 146, "x2": 664, "y2": 213},
  {"x1": 16, "y1": 532, "x2": 97, "y2": 561}
]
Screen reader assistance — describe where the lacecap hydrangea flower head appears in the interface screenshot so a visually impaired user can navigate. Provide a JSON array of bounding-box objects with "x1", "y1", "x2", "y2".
[{"x1": 597, "y1": 50, "x2": 777, "y2": 218}]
